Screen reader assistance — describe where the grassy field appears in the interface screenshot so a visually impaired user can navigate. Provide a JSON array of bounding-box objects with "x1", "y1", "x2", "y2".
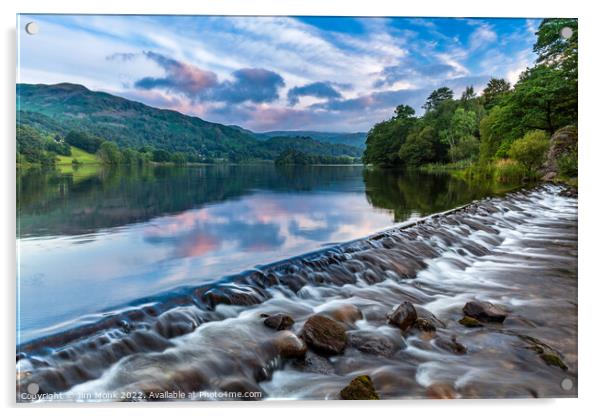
[{"x1": 56, "y1": 146, "x2": 99, "y2": 165}]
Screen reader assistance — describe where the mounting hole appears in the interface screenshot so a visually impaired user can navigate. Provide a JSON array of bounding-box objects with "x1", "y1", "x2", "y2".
[
  {"x1": 25, "y1": 22, "x2": 39, "y2": 35},
  {"x1": 561, "y1": 377, "x2": 573, "y2": 391},
  {"x1": 27, "y1": 382, "x2": 40, "y2": 395},
  {"x1": 560, "y1": 26, "x2": 573, "y2": 40}
]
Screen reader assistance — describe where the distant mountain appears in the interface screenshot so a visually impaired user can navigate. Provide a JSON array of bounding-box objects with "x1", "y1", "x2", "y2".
[
  {"x1": 259, "y1": 131, "x2": 367, "y2": 149},
  {"x1": 17, "y1": 83, "x2": 361, "y2": 161}
]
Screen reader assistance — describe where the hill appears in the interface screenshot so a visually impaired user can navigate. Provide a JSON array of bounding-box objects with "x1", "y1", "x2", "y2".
[
  {"x1": 17, "y1": 83, "x2": 361, "y2": 162},
  {"x1": 259, "y1": 130, "x2": 367, "y2": 149}
]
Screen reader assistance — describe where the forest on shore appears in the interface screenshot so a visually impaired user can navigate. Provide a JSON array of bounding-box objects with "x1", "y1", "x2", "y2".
[{"x1": 362, "y1": 18, "x2": 578, "y2": 183}]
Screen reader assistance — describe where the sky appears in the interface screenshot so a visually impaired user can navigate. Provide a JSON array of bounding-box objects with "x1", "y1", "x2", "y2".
[{"x1": 17, "y1": 15, "x2": 541, "y2": 132}]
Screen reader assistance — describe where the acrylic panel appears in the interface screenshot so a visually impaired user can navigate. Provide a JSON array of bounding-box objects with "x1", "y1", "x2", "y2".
[{"x1": 16, "y1": 14, "x2": 578, "y2": 402}]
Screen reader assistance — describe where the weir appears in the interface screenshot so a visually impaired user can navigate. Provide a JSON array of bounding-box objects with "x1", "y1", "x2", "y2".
[{"x1": 16, "y1": 184, "x2": 578, "y2": 401}]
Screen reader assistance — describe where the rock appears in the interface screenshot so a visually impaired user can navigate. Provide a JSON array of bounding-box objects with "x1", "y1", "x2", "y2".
[
  {"x1": 415, "y1": 307, "x2": 446, "y2": 329},
  {"x1": 518, "y1": 333, "x2": 568, "y2": 371},
  {"x1": 462, "y1": 301, "x2": 506, "y2": 323},
  {"x1": 264, "y1": 313, "x2": 294, "y2": 331},
  {"x1": 426, "y1": 383, "x2": 457, "y2": 399},
  {"x1": 412, "y1": 318, "x2": 437, "y2": 332},
  {"x1": 347, "y1": 331, "x2": 399, "y2": 357},
  {"x1": 542, "y1": 171, "x2": 557, "y2": 182},
  {"x1": 273, "y1": 331, "x2": 307, "y2": 359},
  {"x1": 340, "y1": 375, "x2": 380, "y2": 400},
  {"x1": 386, "y1": 301, "x2": 417, "y2": 331},
  {"x1": 292, "y1": 351, "x2": 335, "y2": 375},
  {"x1": 458, "y1": 316, "x2": 483, "y2": 328},
  {"x1": 540, "y1": 352, "x2": 568, "y2": 371},
  {"x1": 327, "y1": 304, "x2": 363, "y2": 325},
  {"x1": 542, "y1": 125, "x2": 578, "y2": 178},
  {"x1": 435, "y1": 335, "x2": 467, "y2": 355},
  {"x1": 300, "y1": 315, "x2": 347, "y2": 356}
]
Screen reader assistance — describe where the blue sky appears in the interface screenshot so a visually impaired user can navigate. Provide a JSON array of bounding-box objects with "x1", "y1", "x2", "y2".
[{"x1": 17, "y1": 15, "x2": 540, "y2": 132}]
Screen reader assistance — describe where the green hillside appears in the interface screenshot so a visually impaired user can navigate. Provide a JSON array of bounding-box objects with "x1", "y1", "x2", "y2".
[
  {"x1": 56, "y1": 146, "x2": 99, "y2": 165},
  {"x1": 17, "y1": 83, "x2": 362, "y2": 163},
  {"x1": 260, "y1": 130, "x2": 367, "y2": 149}
]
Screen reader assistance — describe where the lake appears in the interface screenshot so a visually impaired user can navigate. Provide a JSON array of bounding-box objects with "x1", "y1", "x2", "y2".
[{"x1": 17, "y1": 164, "x2": 513, "y2": 343}]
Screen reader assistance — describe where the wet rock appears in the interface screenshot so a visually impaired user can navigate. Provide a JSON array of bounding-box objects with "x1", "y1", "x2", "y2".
[
  {"x1": 412, "y1": 318, "x2": 437, "y2": 332},
  {"x1": 292, "y1": 351, "x2": 335, "y2": 375},
  {"x1": 300, "y1": 315, "x2": 347, "y2": 356},
  {"x1": 518, "y1": 334, "x2": 568, "y2": 371},
  {"x1": 435, "y1": 335, "x2": 467, "y2": 355},
  {"x1": 199, "y1": 285, "x2": 270, "y2": 309},
  {"x1": 340, "y1": 375, "x2": 380, "y2": 400},
  {"x1": 458, "y1": 316, "x2": 483, "y2": 328},
  {"x1": 387, "y1": 301, "x2": 417, "y2": 330},
  {"x1": 462, "y1": 300, "x2": 506, "y2": 323},
  {"x1": 415, "y1": 306, "x2": 446, "y2": 328},
  {"x1": 273, "y1": 331, "x2": 307, "y2": 359},
  {"x1": 347, "y1": 331, "x2": 399, "y2": 357},
  {"x1": 326, "y1": 304, "x2": 363, "y2": 326},
  {"x1": 264, "y1": 313, "x2": 294, "y2": 331},
  {"x1": 426, "y1": 383, "x2": 457, "y2": 399},
  {"x1": 540, "y1": 352, "x2": 568, "y2": 371}
]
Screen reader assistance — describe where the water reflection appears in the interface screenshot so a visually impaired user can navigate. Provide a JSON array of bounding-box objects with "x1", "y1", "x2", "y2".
[{"x1": 17, "y1": 164, "x2": 514, "y2": 342}]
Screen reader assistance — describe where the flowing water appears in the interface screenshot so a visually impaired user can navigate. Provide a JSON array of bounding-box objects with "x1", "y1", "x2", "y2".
[{"x1": 16, "y1": 165, "x2": 577, "y2": 401}]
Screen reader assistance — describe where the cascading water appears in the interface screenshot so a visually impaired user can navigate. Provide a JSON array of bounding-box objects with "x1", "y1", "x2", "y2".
[{"x1": 16, "y1": 184, "x2": 577, "y2": 401}]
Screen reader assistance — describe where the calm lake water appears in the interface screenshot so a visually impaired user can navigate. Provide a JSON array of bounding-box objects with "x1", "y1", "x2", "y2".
[{"x1": 17, "y1": 164, "x2": 513, "y2": 343}]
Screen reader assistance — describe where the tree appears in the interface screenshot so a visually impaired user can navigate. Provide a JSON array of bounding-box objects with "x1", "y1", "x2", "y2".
[
  {"x1": 97, "y1": 141, "x2": 122, "y2": 164},
  {"x1": 152, "y1": 149, "x2": 172, "y2": 163},
  {"x1": 363, "y1": 105, "x2": 417, "y2": 166},
  {"x1": 508, "y1": 130, "x2": 550, "y2": 176},
  {"x1": 65, "y1": 131, "x2": 104, "y2": 153},
  {"x1": 534, "y1": 18, "x2": 577, "y2": 76},
  {"x1": 423, "y1": 87, "x2": 454, "y2": 111},
  {"x1": 461, "y1": 86, "x2": 476, "y2": 102},
  {"x1": 482, "y1": 78, "x2": 511, "y2": 110},
  {"x1": 449, "y1": 135, "x2": 480, "y2": 162},
  {"x1": 449, "y1": 108, "x2": 478, "y2": 148},
  {"x1": 398, "y1": 125, "x2": 436, "y2": 167}
]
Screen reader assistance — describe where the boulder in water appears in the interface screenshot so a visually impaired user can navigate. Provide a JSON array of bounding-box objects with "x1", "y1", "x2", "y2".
[
  {"x1": 273, "y1": 331, "x2": 307, "y2": 359},
  {"x1": 300, "y1": 315, "x2": 347, "y2": 356},
  {"x1": 387, "y1": 301, "x2": 417, "y2": 330},
  {"x1": 292, "y1": 351, "x2": 335, "y2": 374},
  {"x1": 462, "y1": 300, "x2": 506, "y2": 323},
  {"x1": 458, "y1": 316, "x2": 483, "y2": 328},
  {"x1": 340, "y1": 375, "x2": 380, "y2": 400},
  {"x1": 347, "y1": 331, "x2": 399, "y2": 357},
  {"x1": 412, "y1": 318, "x2": 437, "y2": 332},
  {"x1": 264, "y1": 313, "x2": 294, "y2": 331},
  {"x1": 326, "y1": 304, "x2": 363, "y2": 326},
  {"x1": 435, "y1": 335, "x2": 467, "y2": 355}
]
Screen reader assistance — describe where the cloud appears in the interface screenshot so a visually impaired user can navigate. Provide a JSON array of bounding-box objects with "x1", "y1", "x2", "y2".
[
  {"x1": 134, "y1": 51, "x2": 219, "y2": 99},
  {"x1": 287, "y1": 81, "x2": 342, "y2": 105},
  {"x1": 127, "y1": 52, "x2": 284, "y2": 104},
  {"x1": 210, "y1": 68, "x2": 284, "y2": 104}
]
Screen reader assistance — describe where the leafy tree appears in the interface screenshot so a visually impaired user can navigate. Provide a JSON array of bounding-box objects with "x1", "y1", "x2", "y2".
[
  {"x1": 152, "y1": 149, "x2": 172, "y2": 162},
  {"x1": 508, "y1": 130, "x2": 550, "y2": 176},
  {"x1": 423, "y1": 87, "x2": 454, "y2": 112},
  {"x1": 449, "y1": 108, "x2": 478, "y2": 148},
  {"x1": 449, "y1": 135, "x2": 480, "y2": 162},
  {"x1": 460, "y1": 86, "x2": 476, "y2": 102},
  {"x1": 398, "y1": 125, "x2": 436, "y2": 167},
  {"x1": 482, "y1": 78, "x2": 511, "y2": 110},
  {"x1": 534, "y1": 18, "x2": 578, "y2": 77},
  {"x1": 97, "y1": 141, "x2": 122, "y2": 164},
  {"x1": 65, "y1": 130, "x2": 104, "y2": 153},
  {"x1": 171, "y1": 152, "x2": 188, "y2": 165},
  {"x1": 363, "y1": 105, "x2": 416, "y2": 166}
]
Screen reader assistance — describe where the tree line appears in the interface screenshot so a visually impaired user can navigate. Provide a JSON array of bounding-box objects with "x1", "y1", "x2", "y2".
[{"x1": 363, "y1": 18, "x2": 577, "y2": 181}]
